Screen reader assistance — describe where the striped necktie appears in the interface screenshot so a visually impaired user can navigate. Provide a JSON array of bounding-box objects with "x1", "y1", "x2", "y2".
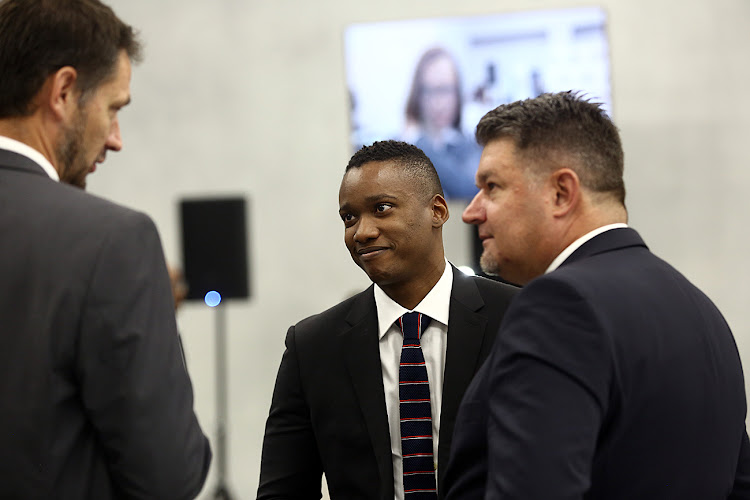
[{"x1": 398, "y1": 312, "x2": 437, "y2": 499}]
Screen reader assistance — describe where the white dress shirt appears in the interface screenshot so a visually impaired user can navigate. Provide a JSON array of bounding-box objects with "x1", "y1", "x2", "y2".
[
  {"x1": 0, "y1": 135, "x2": 59, "y2": 181},
  {"x1": 545, "y1": 223, "x2": 629, "y2": 274},
  {"x1": 374, "y1": 258, "x2": 453, "y2": 500}
]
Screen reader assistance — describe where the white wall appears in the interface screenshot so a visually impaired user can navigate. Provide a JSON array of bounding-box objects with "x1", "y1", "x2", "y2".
[{"x1": 92, "y1": 1, "x2": 750, "y2": 497}]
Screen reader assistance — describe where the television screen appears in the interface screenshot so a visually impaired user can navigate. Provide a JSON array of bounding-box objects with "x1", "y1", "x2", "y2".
[{"x1": 344, "y1": 7, "x2": 612, "y2": 200}]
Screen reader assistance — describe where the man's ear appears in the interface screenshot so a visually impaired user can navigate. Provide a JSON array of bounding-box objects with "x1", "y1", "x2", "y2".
[
  {"x1": 431, "y1": 193, "x2": 450, "y2": 228},
  {"x1": 550, "y1": 168, "x2": 581, "y2": 217},
  {"x1": 47, "y1": 66, "x2": 80, "y2": 122}
]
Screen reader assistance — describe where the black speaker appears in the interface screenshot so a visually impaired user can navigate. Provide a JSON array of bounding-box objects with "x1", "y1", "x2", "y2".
[{"x1": 180, "y1": 197, "x2": 250, "y2": 301}]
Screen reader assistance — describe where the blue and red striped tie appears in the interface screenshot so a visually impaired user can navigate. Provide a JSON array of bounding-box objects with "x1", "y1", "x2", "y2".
[{"x1": 398, "y1": 312, "x2": 437, "y2": 499}]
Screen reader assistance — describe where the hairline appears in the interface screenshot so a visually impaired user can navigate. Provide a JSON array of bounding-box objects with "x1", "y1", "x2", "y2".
[{"x1": 345, "y1": 158, "x2": 441, "y2": 203}]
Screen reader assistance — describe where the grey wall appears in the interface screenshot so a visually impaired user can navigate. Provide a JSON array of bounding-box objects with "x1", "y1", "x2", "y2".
[{"x1": 93, "y1": 1, "x2": 750, "y2": 497}]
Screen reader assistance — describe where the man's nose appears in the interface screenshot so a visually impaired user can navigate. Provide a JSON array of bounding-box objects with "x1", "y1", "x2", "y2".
[
  {"x1": 353, "y1": 216, "x2": 379, "y2": 242},
  {"x1": 106, "y1": 118, "x2": 123, "y2": 152},
  {"x1": 462, "y1": 191, "x2": 485, "y2": 225}
]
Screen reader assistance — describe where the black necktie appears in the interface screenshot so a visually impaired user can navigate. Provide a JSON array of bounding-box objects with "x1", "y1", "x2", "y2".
[{"x1": 398, "y1": 312, "x2": 437, "y2": 499}]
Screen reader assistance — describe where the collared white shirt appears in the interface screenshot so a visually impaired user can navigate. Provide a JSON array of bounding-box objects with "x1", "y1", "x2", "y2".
[
  {"x1": 374, "y1": 258, "x2": 453, "y2": 500},
  {"x1": 545, "y1": 223, "x2": 629, "y2": 274},
  {"x1": 0, "y1": 135, "x2": 59, "y2": 181}
]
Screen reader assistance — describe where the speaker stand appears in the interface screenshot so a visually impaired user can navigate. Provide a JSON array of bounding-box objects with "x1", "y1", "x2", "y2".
[{"x1": 212, "y1": 303, "x2": 235, "y2": 499}]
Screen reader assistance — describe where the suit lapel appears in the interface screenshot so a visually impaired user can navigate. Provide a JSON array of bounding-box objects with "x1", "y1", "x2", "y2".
[
  {"x1": 438, "y1": 267, "x2": 488, "y2": 480},
  {"x1": 342, "y1": 287, "x2": 394, "y2": 498}
]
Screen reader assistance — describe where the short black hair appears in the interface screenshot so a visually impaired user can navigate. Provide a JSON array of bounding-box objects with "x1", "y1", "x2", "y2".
[
  {"x1": 0, "y1": 0, "x2": 142, "y2": 118},
  {"x1": 346, "y1": 140, "x2": 445, "y2": 199},
  {"x1": 476, "y1": 91, "x2": 625, "y2": 204}
]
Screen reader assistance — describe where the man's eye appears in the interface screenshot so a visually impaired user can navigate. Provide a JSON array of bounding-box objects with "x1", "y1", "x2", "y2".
[
  {"x1": 341, "y1": 213, "x2": 355, "y2": 223},
  {"x1": 375, "y1": 204, "x2": 392, "y2": 213}
]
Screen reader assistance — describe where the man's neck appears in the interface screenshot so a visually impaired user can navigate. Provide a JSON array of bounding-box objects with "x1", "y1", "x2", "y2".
[
  {"x1": 0, "y1": 118, "x2": 62, "y2": 181},
  {"x1": 559, "y1": 198, "x2": 627, "y2": 247},
  {"x1": 380, "y1": 257, "x2": 447, "y2": 310},
  {"x1": 0, "y1": 116, "x2": 59, "y2": 169}
]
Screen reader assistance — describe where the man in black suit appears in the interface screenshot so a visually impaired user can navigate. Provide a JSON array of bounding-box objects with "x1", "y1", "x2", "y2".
[
  {"x1": 257, "y1": 140, "x2": 517, "y2": 500},
  {"x1": 0, "y1": 1, "x2": 211, "y2": 498},
  {"x1": 444, "y1": 91, "x2": 750, "y2": 499}
]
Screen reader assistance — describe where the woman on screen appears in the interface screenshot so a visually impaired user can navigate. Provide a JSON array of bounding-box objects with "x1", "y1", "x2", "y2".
[{"x1": 401, "y1": 47, "x2": 481, "y2": 200}]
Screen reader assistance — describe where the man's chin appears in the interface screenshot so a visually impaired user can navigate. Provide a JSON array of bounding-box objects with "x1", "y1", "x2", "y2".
[
  {"x1": 60, "y1": 172, "x2": 87, "y2": 190},
  {"x1": 479, "y1": 253, "x2": 501, "y2": 276},
  {"x1": 479, "y1": 255, "x2": 524, "y2": 285},
  {"x1": 358, "y1": 262, "x2": 391, "y2": 287},
  {"x1": 70, "y1": 176, "x2": 87, "y2": 190},
  {"x1": 360, "y1": 264, "x2": 383, "y2": 283}
]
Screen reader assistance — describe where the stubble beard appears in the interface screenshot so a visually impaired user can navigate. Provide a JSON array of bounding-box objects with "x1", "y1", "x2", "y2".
[
  {"x1": 57, "y1": 110, "x2": 88, "y2": 190},
  {"x1": 479, "y1": 251, "x2": 501, "y2": 276}
]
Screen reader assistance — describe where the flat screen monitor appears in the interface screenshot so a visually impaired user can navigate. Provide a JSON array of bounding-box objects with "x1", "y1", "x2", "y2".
[{"x1": 344, "y1": 7, "x2": 612, "y2": 200}]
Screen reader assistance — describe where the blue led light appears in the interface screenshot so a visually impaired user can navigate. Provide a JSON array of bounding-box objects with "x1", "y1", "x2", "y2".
[{"x1": 205, "y1": 290, "x2": 222, "y2": 307}]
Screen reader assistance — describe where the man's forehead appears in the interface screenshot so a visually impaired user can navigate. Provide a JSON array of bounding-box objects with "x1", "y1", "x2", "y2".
[
  {"x1": 343, "y1": 161, "x2": 409, "y2": 186},
  {"x1": 475, "y1": 158, "x2": 499, "y2": 182},
  {"x1": 478, "y1": 139, "x2": 518, "y2": 170},
  {"x1": 350, "y1": 159, "x2": 402, "y2": 176},
  {"x1": 340, "y1": 168, "x2": 408, "y2": 207},
  {"x1": 339, "y1": 184, "x2": 401, "y2": 207}
]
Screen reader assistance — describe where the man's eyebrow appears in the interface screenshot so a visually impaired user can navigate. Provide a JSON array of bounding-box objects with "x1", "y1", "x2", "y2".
[
  {"x1": 340, "y1": 194, "x2": 398, "y2": 212},
  {"x1": 363, "y1": 194, "x2": 397, "y2": 202}
]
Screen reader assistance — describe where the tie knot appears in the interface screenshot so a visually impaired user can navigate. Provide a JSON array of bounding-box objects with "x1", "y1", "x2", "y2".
[{"x1": 398, "y1": 312, "x2": 431, "y2": 340}]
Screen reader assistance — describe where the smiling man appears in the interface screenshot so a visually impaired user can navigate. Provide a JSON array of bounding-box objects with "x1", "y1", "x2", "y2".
[
  {"x1": 258, "y1": 140, "x2": 517, "y2": 500},
  {"x1": 0, "y1": 1, "x2": 210, "y2": 498}
]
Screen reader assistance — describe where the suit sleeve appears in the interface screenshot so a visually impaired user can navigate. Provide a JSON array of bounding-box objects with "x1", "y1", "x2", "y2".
[
  {"x1": 76, "y1": 211, "x2": 211, "y2": 499},
  {"x1": 257, "y1": 326, "x2": 324, "y2": 500},
  {"x1": 484, "y1": 278, "x2": 610, "y2": 500},
  {"x1": 730, "y1": 430, "x2": 750, "y2": 499}
]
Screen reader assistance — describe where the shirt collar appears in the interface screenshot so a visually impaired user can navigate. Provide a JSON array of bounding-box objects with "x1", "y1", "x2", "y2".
[
  {"x1": 545, "y1": 223, "x2": 628, "y2": 274},
  {"x1": 374, "y1": 258, "x2": 453, "y2": 340},
  {"x1": 0, "y1": 135, "x2": 59, "y2": 181}
]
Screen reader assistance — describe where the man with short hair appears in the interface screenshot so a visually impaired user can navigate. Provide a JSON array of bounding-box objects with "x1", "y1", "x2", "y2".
[
  {"x1": 0, "y1": 1, "x2": 211, "y2": 498},
  {"x1": 444, "y1": 91, "x2": 750, "y2": 499},
  {"x1": 258, "y1": 140, "x2": 517, "y2": 500}
]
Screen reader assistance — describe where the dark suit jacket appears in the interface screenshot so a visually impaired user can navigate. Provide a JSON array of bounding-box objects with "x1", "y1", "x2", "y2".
[
  {"x1": 0, "y1": 148, "x2": 211, "y2": 499},
  {"x1": 257, "y1": 266, "x2": 518, "y2": 499},
  {"x1": 445, "y1": 227, "x2": 749, "y2": 499}
]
